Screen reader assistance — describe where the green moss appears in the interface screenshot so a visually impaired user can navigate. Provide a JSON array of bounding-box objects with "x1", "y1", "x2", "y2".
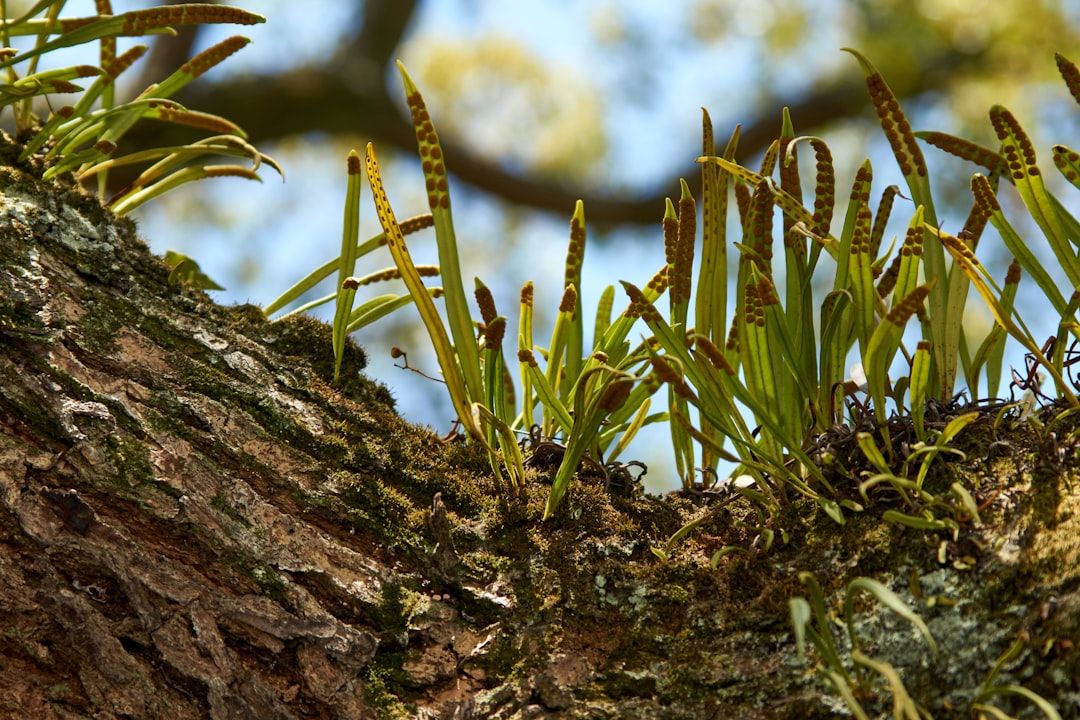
[
  {"x1": 369, "y1": 580, "x2": 417, "y2": 636},
  {"x1": 101, "y1": 434, "x2": 155, "y2": 488},
  {"x1": 258, "y1": 312, "x2": 381, "y2": 406},
  {"x1": 362, "y1": 667, "x2": 415, "y2": 720},
  {"x1": 340, "y1": 479, "x2": 426, "y2": 547}
]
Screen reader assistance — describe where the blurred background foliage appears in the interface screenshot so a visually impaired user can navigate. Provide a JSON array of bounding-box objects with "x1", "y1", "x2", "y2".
[{"x1": 12, "y1": 0, "x2": 1079, "y2": 490}]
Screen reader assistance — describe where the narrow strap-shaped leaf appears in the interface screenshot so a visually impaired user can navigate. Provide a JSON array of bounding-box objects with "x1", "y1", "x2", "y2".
[
  {"x1": 592, "y1": 285, "x2": 615, "y2": 350},
  {"x1": 366, "y1": 143, "x2": 483, "y2": 440},
  {"x1": 864, "y1": 280, "x2": 937, "y2": 432},
  {"x1": 107, "y1": 164, "x2": 258, "y2": 215},
  {"x1": 43, "y1": 98, "x2": 247, "y2": 181},
  {"x1": 970, "y1": 261, "x2": 1020, "y2": 400},
  {"x1": 664, "y1": 185, "x2": 698, "y2": 487},
  {"x1": 975, "y1": 686, "x2": 1063, "y2": 720},
  {"x1": 696, "y1": 116, "x2": 736, "y2": 343},
  {"x1": 516, "y1": 349, "x2": 573, "y2": 437},
  {"x1": 0, "y1": 66, "x2": 94, "y2": 103},
  {"x1": 479, "y1": 311, "x2": 518, "y2": 467},
  {"x1": 845, "y1": 48, "x2": 949, "y2": 394},
  {"x1": 563, "y1": 201, "x2": 587, "y2": 389},
  {"x1": 778, "y1": 108, "x2": 802, "y2": 207},
  {"x1": 331, "y1": 151, "x2": 363, "y2": 383},
  {"x1": 605, "y1": 396, "x2": 652, "y2": 465},
  {"x1": 914, "y1": 411, "x2": 978, "y2": 490},
  {"x1": 808, "y1": 137, "x2": 836, "y2": 240},
  {"x1": 543, "y1": 368, "x2": 634, "y2": 518},
  {"x1": 474, "y1": 283, "x2": 508, "y2": 435},
  {"x1": 346, "y1": 291, "x2": 438, "y2": 333},
  {"x1": 777, "y1": 124, "x2": 817, "y2": 396},
  {"x1": 909, "y1": 340, "x2": 932, "y2": 440},
  {"x1": 843, "y1": 49, "x2": 934, "y2": 215},
  {"x1": 143, "y1": 35, "x2": 251, "y2": 100},
  {"x1": 935, "y1": 226, "x2": 1077, "y2": 405},
  {"x1": 758, "y1": 138, "x2": 779, "y2": 177},
  {"x1": 990, "y1": 105, "x2": 1080, "y2": 289},
  {"x1": 884, "y1": 205, "x2": 926, "y2": 306},
  {"x1": 661, "y1": 184, "x2": 696, "y2": 485},
  {"x1": 700, "y1": 156, "x2": 828, "y2": 250},
  {"x1": 546, "y1": 285, "x2": 577, "y2": 402},
  {"x1": 951, "y1": 482, "x2": 982, "y2": 527},
  {"x1": 844, "y1": 577, "x2": 937, "y2": 656},
  {"x1": 517, "y1": 282, "x2": 535, "y2": 430},
  {"x1": 817, "y1": 290, "x2": 853, "y2": 427},
  {"x1": 596, "y1": 266, "x2": 668, "y2": 357},
  {"x1": 472, "y1": 403, "x2": 526, "y2": 492},
  {"x1": 849, "y1": 200, "x2": 876, "y2": 357},
  {"x1": 331, "y1": 279, "x2": 358, "y2": 384},
  {"x1": 670, "y1": 179, "x2": 696, "y2": 330},
  {"x1": 971, "y1": 174, "x2": 1068, "y2": 314},
  {"x1": 916, "y1": 131, "x2": 1010, "y2": 178},
  {"x1": 868, "y1": 185, "x2": 899, "y2": 260},
  {"x1": 849, "y1": 650, "x2": 924, "y2": 720},
  {"x1": 0, "y1": 6, "x2": 264, "y2": 71},
  {"x1": 1053, "y1": 144, "x2": 1080, "y2": 193},
  {"x1": 796, "y1": 573, "x2": 850, "y2": 676},
  {"x1": 624, "y1": 281, "x2": 828, "y2": 494},
  {"x1": 668, "y1": 379, "x2": 696, "y2": 488},
  {"x1": 398, "y1": 62, "x2": 484, "y2": 404},
  {"x1": 835, "y1": 160, "x2": 872, "y2": 294},
  {"x1": 1056, "y1": 52, "x2": 1080, "y2": 108},
  {"x1": 79, "y1": 134, "x2": 273, "y2": 180}
]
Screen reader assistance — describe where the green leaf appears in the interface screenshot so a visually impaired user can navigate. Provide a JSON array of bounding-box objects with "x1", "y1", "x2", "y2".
[
  {"x1": 909, "y1": 341, "x2": 932, "y2": 439},
  {"x1": 849, "y1": 650, "x2": 923, "y2": 720},
  {"x1": 0, "y1": 7, "x2": 264, "y2": 72},
  {"x1": 366, "y1": 143, "x2": 482, "y2": 441},
  {"x1": 544, "y1": 367, "x2": 635, "y2": 519},
  {"x1": 563, "y1": 201, "x2": 587, "y2": 390},
  {"x1": 844, "y1": 48, "x2": 950, "y2": 396},
  {"x1": 971, "y1": 174, "x2": 1068, "y2": 315},
  {"x1": 990, "y1": 105, "x2": 1080, "y2": 289},
  {"x1": 398, "y1": 62, "x2": 484, "y2": 406},
  {"x1": 696, "y1": 116, "x2": 736, "y2": 343},
  {"x1": 882, "y1": 510, "x2": 957, "y2": 533},
  {"x1": 843, "y1": 577, "x2": 937, "y2": 656},
  {"x1": 346, "y1": 291, "x2": 435, "y2": 333},
  {"x1": 592, "y1": 285, "x2": 615, "y2": 350},
  {"x1": 936, "y1": 226, "x2": 1077, "y2": 405},
  {"x1": 109, "y1": 164, "x2": 261, "y2": 216},
  {"x1": 975, "y1": 686, "x2": 1063, "y2": 720},
  {"x1": 951, "y1": 482, "x2": 982, "y2": 527},
  {"x1": 332, "y1": 150, "x2": 363, "y2": 383},
  {"x1": 472, "y1": 402, "x2": 526, "y2": 493},
  {"x1": 789, "y1": 597, "x2": 812, "y2": 661},
  {"x1": 164, "y1": 250, "x2": 224, "y2": 290},
  {"x1": 864, "y1": 280, "x2": 936, "y2": 432}
]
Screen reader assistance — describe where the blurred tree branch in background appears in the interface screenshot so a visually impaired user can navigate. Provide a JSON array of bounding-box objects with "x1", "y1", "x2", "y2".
[{"x1": 121, "y1": 0, "x2": 1066, "y2": 228}]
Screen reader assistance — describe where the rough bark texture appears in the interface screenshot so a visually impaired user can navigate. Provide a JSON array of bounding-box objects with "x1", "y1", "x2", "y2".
[{"x1": 1, "y1": 132, "x2": 1079, "y2": 719}]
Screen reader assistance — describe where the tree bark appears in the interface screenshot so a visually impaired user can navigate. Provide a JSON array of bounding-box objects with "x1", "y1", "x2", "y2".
[{"x1": 1, "y1": 133, "x2": 1078, "y2": 719}]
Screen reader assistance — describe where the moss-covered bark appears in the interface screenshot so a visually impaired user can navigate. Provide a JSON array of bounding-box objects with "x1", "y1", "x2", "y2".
[{"x1": 1, "y1": 131, "x2": 1078, "y2": 719}]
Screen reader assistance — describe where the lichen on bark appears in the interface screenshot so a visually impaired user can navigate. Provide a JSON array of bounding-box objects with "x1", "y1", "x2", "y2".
[{"x1": 1, "y1": 130, "x2": 1078, "y2": 719}]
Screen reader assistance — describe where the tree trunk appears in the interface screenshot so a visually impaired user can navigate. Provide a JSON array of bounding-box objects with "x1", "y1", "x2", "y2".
[{"x1": 1, "y1": 133, "x2": 1078, "y2": 719}]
